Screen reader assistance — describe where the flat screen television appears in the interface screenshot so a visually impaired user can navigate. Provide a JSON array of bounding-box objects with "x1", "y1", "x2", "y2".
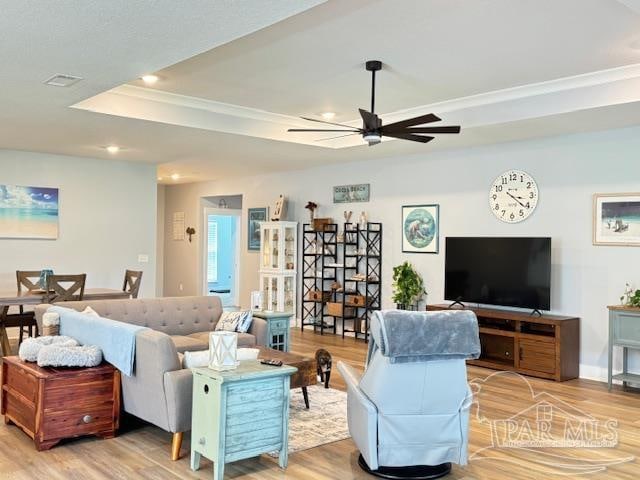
[{"x1": 445, "y1": 237, "x2": 551, "y2": 311}]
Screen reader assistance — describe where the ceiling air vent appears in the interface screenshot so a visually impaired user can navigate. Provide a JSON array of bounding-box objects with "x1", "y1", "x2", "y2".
[{"x1": 44, "y1": 74, "x2": 83, "y2": 87}]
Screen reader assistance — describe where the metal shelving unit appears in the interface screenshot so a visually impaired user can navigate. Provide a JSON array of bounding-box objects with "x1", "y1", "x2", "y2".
[
  {"x1": 300, "y1": 223, "x2": 338, "y2": 335},
  {"x1": 301, "y1": 221, "x2": 382, "y2": 341}
]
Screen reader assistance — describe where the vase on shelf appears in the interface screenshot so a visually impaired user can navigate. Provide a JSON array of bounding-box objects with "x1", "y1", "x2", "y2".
[{"x1": 358, "y1": 211, "x2": 368, "y2": 230}]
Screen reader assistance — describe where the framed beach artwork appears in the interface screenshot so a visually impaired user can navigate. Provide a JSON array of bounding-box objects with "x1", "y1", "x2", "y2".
[
  {"x1": 402, "y1": 204, "x2": 439, "y2": 253},
  {"x1": 0, "y1": 184, "x2": 59, "y2": 239},
  {"x1": 593, "y1": 193, "x2": 640, "y2": 246},
  {"x1": 247, "y1": 207, "x2": 268, "y2": 251}
]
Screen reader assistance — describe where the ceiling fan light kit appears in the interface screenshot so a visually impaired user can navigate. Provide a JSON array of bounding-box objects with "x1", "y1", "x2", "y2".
[{"x1": 289, "y1": 60, "x2": 461, "y2": 146}]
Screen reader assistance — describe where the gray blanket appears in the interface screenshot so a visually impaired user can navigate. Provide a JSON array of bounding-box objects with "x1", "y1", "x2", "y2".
[{"x1": 368, "y1": 309, "x2": 480, "y2": 364}]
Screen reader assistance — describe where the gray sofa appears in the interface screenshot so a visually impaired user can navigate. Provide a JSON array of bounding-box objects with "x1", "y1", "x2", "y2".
[{"x1": 34, "y1": 296, "x2": 268, "y2": 460}]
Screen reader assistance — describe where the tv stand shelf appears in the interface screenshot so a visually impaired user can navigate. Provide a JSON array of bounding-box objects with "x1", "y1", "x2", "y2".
[{"x1": 427, "y1": 304, "x2": 580, "y2": 381}]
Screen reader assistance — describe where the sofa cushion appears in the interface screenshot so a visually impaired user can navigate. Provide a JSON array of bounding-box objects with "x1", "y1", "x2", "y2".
[
  {"x1": 171, "y1": 335, "x2": 208, "y2": 353},
  {"x1": 187, "y1": 331, "x2": 256, "y2": 348},
  {"x1": 36, "y1": 296, "x2": 223, "y2": 337}
]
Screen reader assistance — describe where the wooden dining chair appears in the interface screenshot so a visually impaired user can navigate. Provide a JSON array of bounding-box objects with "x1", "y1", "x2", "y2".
[
  {"x1": 45, "y1": 274, "x2": 86, "y2": 303},
  {"x1": 16, "y1": 270, "x2": 42, "y2": 343},
  {"x1": 123, "y1": 270, "x2": 143, "y2": 299}
]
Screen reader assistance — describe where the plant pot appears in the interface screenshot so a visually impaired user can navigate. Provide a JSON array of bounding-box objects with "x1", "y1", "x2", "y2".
[{"x1": 396, "y1": 303, "x2": 419, "y2": 311}]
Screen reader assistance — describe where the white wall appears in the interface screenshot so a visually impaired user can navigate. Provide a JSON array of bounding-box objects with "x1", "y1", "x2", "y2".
[
  {"x1": 162, "y1": 126, "x2": 640, "y2": 380},
  {"x1": 156, "y1": 184, "x2": 165, "y2": 296},
  {"x1": 0, "y1": 150, "x2": 157, "y2": 298}
]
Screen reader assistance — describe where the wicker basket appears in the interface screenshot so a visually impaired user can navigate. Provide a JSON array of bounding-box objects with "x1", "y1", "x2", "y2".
[
  {"x1": 346, "y1": 295, "x2": 367, "y2": 307},
  {"x1": 312, "y1": 218, "x2": 332, "y2": 232},
  {"x1": 327, "y1": 302, "x2": 356, "y2": 317},
  {"x1": 308, "y1": 290, "x2": 331, "y2": 302}
]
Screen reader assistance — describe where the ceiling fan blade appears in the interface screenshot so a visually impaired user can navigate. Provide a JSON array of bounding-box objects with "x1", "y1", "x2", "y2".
[
  {"x1": 299, "y1": 116, "x2": 362, "y2": 130},
  {"x1": 288, "y1": 128, "x2": 361, "y2": 133},
  {"x1": 383, "y1": 132, "x2": 435, "y2": 143},
  {"x1": 359, "y1": 108, "x2": 380, "y2": 131},
  {"x1": 382, "y1": 113, "x2": 441, "y2": 132},
  {"x1": 315, "y1": 133, "x2": 361, "y2": 142},
  {"x1": 401, "y1": 126, "x2": 461, "y2": 134}
]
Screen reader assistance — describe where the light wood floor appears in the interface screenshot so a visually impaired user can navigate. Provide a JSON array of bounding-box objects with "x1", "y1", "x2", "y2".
[{"x1": 1, "y1": 329, "x2": 640, "y2": 479}]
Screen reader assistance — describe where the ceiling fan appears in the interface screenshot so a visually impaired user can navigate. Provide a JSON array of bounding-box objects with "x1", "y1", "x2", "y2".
[{"x1": 288, "y1": 60, "x2": 461, "y2": 146}]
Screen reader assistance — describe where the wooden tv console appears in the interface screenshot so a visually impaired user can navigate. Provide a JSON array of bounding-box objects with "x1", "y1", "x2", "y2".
[{"x1": 427, "y1": 304, "x2": 580, "y2": 381}]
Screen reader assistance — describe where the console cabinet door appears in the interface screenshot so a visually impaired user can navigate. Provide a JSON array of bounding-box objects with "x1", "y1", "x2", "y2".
[{"x1": 518, "y1": 339, "x2": 556, "y2": 375}]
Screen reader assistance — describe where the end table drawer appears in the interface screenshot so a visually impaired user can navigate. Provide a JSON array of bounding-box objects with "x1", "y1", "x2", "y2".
[
  {"x1": 269, "y1": 318, "x2": 289, "y2": 331},
  {"x1": 42, "y1": 404, "x2": 115, "y2": 441}
]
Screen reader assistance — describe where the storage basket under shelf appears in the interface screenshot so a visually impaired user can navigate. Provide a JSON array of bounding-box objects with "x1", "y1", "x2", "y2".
[{"x1": 326, "y1": 302, "x2": 356, "y2": 318}]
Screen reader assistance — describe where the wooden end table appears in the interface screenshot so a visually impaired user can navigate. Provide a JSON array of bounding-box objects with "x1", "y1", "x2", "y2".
[
  {"x1": 1, "y1": 356, "x2": 120, "y2": 450},
  {"x1": 258, "y1": 347, "x2": 317, "y2": 408},
  {"x1": 190, "y1": 361, "x2": 297, "y2": 480}
]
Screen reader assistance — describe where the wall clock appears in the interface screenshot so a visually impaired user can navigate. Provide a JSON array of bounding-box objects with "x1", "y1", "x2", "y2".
[{"x1": 489, "y1": 170, "x2": 539, "y2": 223}]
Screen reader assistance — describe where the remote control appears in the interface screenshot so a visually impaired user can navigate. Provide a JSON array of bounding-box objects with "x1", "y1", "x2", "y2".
[{"x1": 260, "y1": 359, "x2": 283, "y2": 367}]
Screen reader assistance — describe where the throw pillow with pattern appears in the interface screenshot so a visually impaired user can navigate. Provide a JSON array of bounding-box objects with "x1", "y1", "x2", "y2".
[
  {"x1": 215, "y1": 311, "x2": 245, "y2": 332},
  {"x1": 235, "y1": 311, "x2": 253, "y2": 333}
]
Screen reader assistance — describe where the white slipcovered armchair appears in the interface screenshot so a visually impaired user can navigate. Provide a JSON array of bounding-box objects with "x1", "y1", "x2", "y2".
[{"x1": 338, "y1": 309, "x2": 480, "y2": 479}]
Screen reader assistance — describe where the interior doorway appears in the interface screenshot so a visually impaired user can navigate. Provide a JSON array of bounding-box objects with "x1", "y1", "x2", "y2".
[{"x1": 202, "y1": 195, "x2": 242, "y2": 308}]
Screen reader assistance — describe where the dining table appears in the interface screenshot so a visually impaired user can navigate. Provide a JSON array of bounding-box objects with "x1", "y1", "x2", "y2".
[{"x1": 0, "y1": 288, "x2": 131, "y2": 357}]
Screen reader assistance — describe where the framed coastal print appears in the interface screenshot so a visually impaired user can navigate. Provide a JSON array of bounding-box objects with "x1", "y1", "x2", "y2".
[
  {"x1": 0, "y1": 184, "x2": 59, "y2": 239},
  {"x1": 248, "y1": 207, "x2": 268, "y2": 251},
  {"x1": 402, "y1": 204, "x2": 439, "y2": 253},
  {"x1": 593, "y1": 193, "x2": 640, "y2": 246}
]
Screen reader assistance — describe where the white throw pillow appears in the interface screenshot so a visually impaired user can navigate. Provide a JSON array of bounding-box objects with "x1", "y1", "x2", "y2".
[
  {"x1": 182, "y1": 350, "x2": 209, "y2": 369},
  {"x1": 215, "y1": 311, "x2": 245, "y2": 332}
]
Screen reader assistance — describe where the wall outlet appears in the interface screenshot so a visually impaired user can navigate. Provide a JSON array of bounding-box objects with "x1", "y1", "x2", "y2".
[{"x1": 138, "y1": 254, "x2": 149, "y2": 263}]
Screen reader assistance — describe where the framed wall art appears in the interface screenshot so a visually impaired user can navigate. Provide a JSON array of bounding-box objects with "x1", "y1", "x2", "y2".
[
  {"x1": 248, "y1": 207, "x2": 268, "y2": 251},
  {"x1": 402, "y1": 204, "x2": 439, "y2": 254},
  {"x1": 0, "y1": 184, "x2": 59, "y2": 239},
  {"x1": 593, "y1": 193, "x2": 640, "y2": 246}
]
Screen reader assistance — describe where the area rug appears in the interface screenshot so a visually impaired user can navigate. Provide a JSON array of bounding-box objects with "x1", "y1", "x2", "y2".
[{"x1": 268, "y1": 384, "x2": 350, "y2": 456}]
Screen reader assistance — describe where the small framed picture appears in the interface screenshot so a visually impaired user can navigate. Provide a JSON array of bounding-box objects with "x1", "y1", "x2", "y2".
[
  {"x1": 248, "y1": 207, "x2": 268, "y2": 251},
  {"x1": 402, "y1": 204, "x2": 439, "y2": 253},
  {"x1": 593, "y1": 193, "x2": 640, "y2": 246}
]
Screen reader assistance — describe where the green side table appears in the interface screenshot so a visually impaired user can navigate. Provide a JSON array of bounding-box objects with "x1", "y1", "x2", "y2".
[
  {"x1": 252, "y1": 310, "x2": 293, "y2": 352},
  {"x1": 190, "y1": 361, "x2": 297, "y2": 480},
  {"x1": 608, "y1": 305, "x2": 640, "y2": 390}
]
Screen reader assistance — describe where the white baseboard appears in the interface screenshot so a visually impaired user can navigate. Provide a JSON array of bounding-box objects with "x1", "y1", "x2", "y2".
[
  {"x1": 579, "y1": 363, "x2": 640, "y2": 386},
  {"x1": 579, "y1": 364, "x2": 608, "y2": 382}
]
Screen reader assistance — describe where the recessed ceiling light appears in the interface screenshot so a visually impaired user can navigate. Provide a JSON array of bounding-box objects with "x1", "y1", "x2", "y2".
[
  {"x1": 321, "y1": 112, "x2": 336, "y2": 120},
  {"x1": 171, "y1": 173, "x2": 180, "y2": 181},
  {"x1": 44, "y1": 74, "x2": 83, "y2": 87},
  {"x1": 141, "y1": 74, "x2": 159, "y2": 85},
  {"x1": 157, "y1": 177, "x2": 163, "y2": 181},
  {"x1": 106, "y1": 145, "x2": 120, "y2": 154}
]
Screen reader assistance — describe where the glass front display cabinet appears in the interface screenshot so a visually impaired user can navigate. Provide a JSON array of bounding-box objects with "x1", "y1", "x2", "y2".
[{"x1": 259, "y1": 221, "x2": 297, "y2": 313}]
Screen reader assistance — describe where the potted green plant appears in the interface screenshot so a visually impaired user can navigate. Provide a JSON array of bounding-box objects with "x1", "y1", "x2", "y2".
[
  {"x1": 621, "y1": 283, "x2": 640, "y2": 307},
  {"x1": 392, "y1": 261, "x2": 427, "y2": 310}
]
